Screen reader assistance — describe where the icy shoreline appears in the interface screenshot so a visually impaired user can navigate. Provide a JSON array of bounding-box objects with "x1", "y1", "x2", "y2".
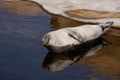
[{"x1": 32, "y1": 0, "x2": 120, "y2": 27}]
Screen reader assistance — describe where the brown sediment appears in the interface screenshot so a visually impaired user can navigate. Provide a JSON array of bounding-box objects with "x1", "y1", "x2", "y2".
[
  {"x1": 110, "y1": 75, "x2": 120, "y2": 80},
  {"x1": 0, "y1": 1, "x2": 48, "y2": 16},
  {"x1": 79, "y1": 44, "x2": 120, "y2": 75},
  {"x1": 65, "y1": 9, "x2": 120, "y2": 19},
  {"x1": 51, "y1": 15, "x2": 96, "y2": 29},
  {"x1": 102, "y1": 36, "x2": 120, "y2": 45},
  {"x1": 104, "y1": 28, "x2": 120, "y2": 37}
]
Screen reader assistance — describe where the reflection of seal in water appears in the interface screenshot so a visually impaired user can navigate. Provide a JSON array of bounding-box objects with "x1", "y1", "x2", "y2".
[
  {"x1": 42, "y1": 38, "x2": 109, "y2": 72},
  {"x1": 42, "y1": 22, "x2": 113, "y2": 53}
]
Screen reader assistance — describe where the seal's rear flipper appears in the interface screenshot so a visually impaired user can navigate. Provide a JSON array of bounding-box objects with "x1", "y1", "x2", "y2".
[{"x1": 100, "y1": 21, "x2": 114, "y2": 32}]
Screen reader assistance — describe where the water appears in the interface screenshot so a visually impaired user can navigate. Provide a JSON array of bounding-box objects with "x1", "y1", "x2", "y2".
[{"x1": 0, "y1": 2, "x2": 120, "y2": 80}]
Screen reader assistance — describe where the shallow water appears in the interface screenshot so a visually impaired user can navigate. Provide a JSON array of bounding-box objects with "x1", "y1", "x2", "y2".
[{"x1": 0, "y1": 1, "x2": 120, "y2": 80}]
